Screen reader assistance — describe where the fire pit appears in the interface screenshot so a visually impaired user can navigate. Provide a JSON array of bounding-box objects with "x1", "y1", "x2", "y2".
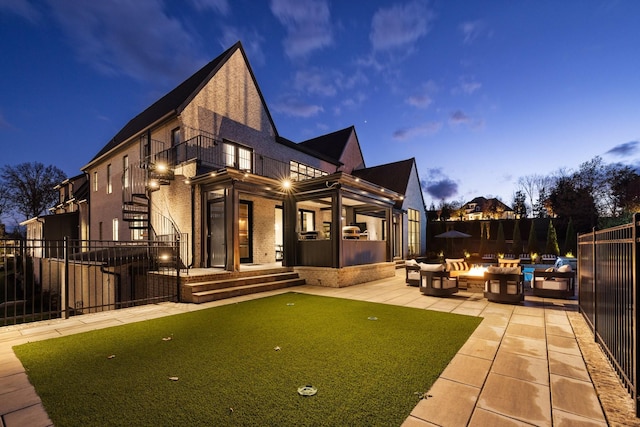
[{"x1": 458, "y1": 266, "x2": 488, "y2": 292}]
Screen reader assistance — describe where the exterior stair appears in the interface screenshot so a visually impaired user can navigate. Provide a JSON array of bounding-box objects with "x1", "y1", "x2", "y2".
[{"x1": 182, "y1": 269, "x2": 306, "y2": 303}]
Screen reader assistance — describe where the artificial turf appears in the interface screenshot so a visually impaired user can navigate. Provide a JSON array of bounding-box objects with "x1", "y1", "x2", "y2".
[{"x1": 14, "y1": 292, "x2": 481, "y2": 426}]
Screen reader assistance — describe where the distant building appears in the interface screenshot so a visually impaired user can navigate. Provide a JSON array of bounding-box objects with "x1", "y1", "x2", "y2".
[{"x1": 463, "y1": 197, "x2": 515, "y2": 220}]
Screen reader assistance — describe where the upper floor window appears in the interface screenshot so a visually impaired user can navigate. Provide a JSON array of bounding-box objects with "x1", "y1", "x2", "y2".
[
  {"x1": 223, "y1": 141, "x2": 253, "y2": 172},
  {"x1": 106, "y1": 164, "x2": 112, "y2": 194},
  {"x1": 171, "y1": 127, "x2": 181, "y2": 146},
  {"x1": 93, "y1": 171, "x2": 98, "y2": 192},
  {"x1": 290, "y1": 161, "x2": 327, "y2": 182},
  {"x1": 123, "y1": 155, "x2": 129, "y2": 189}
]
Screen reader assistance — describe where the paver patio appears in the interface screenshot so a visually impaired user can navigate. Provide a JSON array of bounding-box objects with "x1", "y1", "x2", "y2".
[{"x1": 0, "y1": 269, "x2": 637, "y2": 426}]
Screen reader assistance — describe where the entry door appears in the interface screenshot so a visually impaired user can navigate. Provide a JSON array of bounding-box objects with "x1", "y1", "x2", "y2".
[
  {"x1": 239, "y1": 201, "x2": 252, "y2": 263},
  {"x1": 208, "y1": 199, "x2": 225, "y2": 267}
]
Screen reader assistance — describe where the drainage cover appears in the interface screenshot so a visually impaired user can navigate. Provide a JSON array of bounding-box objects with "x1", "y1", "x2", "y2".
[
  {"x1": 297, "y1": 385, "x2": 317, "y2": 396},
  {"x1": 368, "y1": 316, "x2": 378, "y2": 321}
]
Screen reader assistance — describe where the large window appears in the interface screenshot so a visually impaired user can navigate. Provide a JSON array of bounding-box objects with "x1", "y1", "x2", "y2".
[
  {"x1": 290, "y1": 161, "x2": 327, "y2": 182},
  {"x1": 223, "y1": 141, "x2": 253, "y2": 172},
  {"x1": 123, "y1": 155, "x2": 129, "y2": 189},
  {"x1": 408, "y1": 208, "x2": 420, "y2": 256},
  {"x1": 299, "y1": 209, "x2": 315, "y2": 232},
  {"x1": 106, "y1": 164, "x2": 112, "y2": 194}
]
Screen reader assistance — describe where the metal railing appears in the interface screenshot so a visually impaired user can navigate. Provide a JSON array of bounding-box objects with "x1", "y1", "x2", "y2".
[
  {"x1": 578, "y1": 212, "x2": 639, "y2": 415},
  {"x1": 1, "y1": 238, "x2": 180, "y2": 326}
]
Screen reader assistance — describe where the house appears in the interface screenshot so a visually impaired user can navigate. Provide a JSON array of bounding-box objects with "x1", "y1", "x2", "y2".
[
  {"x1": 463, "y1": 197, "x2": 515, "y2": 221},
  {"x1": 79, "y1": 41, "x2": 427, "y2": 287}
]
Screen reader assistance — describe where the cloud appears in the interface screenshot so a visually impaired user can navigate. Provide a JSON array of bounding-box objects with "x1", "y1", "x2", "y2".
[
  {"x1": 459, "y1": 20, "x2": 486, "y2": 44},
  {"x1": 270, "y1": 0, "x2": 332, "y2": 59},
  {"x1": 422, "y1": 168, "x2": 459, "y2": 200},
  {"x1": 0, "y1": 0, "x2": 41, "y2": 23},
  {"x1": 370, "y1": 0, "x2": 432, "y2": 51},
  {"x1": 392, "y1": 121, "x2": 442, "y2": 141},
  {"x1": 272, "y1": 96, "x2": 324, "y2": 118},
  {"x1": 294, "y1": 69, "x2": 337, "y2": 97},
  {"x1": 449, "y1": 110, "x2": 470, "y2": 125},
  {"x1": 47, "y1": 0, "x2": 209, "y2": 85},
  {"x1": 453, "y1": 76, "x2": 482, "y2": 95},
  {"x1": 406, "y1": 80, "x2": 438, "y2": 108},
  {"x1": 606, "y1": 140, "x2": 639, "y2": 157},
  {"x1": 188, "y1": 0, "x2": 230, "y2": 15}
]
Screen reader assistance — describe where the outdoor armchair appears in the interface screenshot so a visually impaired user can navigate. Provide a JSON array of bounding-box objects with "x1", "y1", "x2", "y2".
[
  {"x1": 532, "y1": 266, "x2": 575, "y2": 299},
  {"x1": 484, "y1": 266, "x2": 524, "y2": 304},
  {"x1": 405, "y1": 259, "x2": 421, "y2": 286}
]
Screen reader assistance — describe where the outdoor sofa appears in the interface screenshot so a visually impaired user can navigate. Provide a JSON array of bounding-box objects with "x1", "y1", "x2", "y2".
[{"x1": 532, "y1": 264, "x2": 575, "y2": 299}]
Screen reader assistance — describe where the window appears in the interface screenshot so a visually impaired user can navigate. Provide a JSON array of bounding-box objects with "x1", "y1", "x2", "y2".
[
  {"x1": 106, "y1": 164, "x2": 112, "y2": 194},
  {"x1": 112, "y1": 218, "x2": 119, "y2": 241},
  {"x1": 93, "y1": 171, "x2": 98, "y2": 192},
  {"x1": 98, "y1": 221, "x2": 103, "y2": 240},
  {"x1": 223, "y1": 141, "x2": 253, "y2": 172},
  {"x1": 408, "y1": 208, "x2": 420, "y2": 256},
  {"x1": 299, "y1": 209, "x2": 315, "y2": 232},
  {"x1": 290, "y1": 161, "x2": 327, "y2": 182},
  {"x1": 123, "y1": 155, "x2": 129, "y2": 189},
  {"x1": 131, "y1": 215, "x2": 145, "y2": 240},
  {"x1": 171, "y1": 127, "x2": 181, "y2": 146}
]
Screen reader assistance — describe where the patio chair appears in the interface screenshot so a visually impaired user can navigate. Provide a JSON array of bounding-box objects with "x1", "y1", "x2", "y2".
[
  {"x1": 418, "y1": 263, "x2": 458, "y2": 297},
  {"x1": 498, "y1": 258, "x2": 521, "y2": 268},
  {"x1": 405, "y1": 259, "x2": 421, "y2": 287},
  {"x1": 484, "y1": 266, "x2": 524, "y2": 304},
  {"x1": 532, "y1": 265, "x2": 575, "y2": 299}
]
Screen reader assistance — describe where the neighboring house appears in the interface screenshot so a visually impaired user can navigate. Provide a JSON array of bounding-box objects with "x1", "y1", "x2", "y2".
[
  {"x1": 77, "y1": 41, "x2": 427, "y2": 286},
  {"x1": 21, "y1": 174, "x2": 89, "y2": 256},
  {"x1": 462, "y1": 197, "x2": 515, "y2": 220}
]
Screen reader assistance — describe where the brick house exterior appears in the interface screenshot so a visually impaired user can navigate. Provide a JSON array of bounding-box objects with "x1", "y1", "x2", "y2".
[{"x1": 79, "y1": 42, "x2": 427, "y2": 280}]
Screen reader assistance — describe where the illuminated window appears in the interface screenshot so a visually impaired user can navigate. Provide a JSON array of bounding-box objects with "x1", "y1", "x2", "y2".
[
  {"x1": 93, "y1": 171, "x2": 98, "y2": 192},
  {"x1": 223, "y1": 141, "x2": 253, "y2": 172},
  {"x1": 112, "y1": 218, "x2": 119, "y2": 241},
  {"x1": 107, "y1": 164, "x2": 112, "y2": 194},
  {"x1": 123, "y1": 155, "x2": 129, "y2": 189},
  {"x1": 408, "y1": 209, "x2": 420, "y2": 256},
  {"x1": 289, "y1": 161, "x2": 327, "y2": 182}
]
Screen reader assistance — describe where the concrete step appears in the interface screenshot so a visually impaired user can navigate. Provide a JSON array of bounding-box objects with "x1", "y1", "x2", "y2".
[
  {"x1": 191, "y1": 277, "x2": 305, "y2": 303},
  {"x1": 187, "y1": 272, "x2": 301, "y2": 293}
]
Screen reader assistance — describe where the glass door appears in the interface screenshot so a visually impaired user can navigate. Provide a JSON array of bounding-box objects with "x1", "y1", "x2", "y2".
[
  {"x1": 208, "y1": 198, "x2": 225, "y2": 267},
  {"x1": 239, "y1": 201, "x2": 252, "y2": 263}
]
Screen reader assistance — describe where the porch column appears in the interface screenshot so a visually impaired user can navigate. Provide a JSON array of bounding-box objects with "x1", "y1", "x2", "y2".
[
  {"x1": 385, "y1": 206, "x2": 392, "y2": 262},
  {"x1": 225, "y1": 185, "x2": 240, "y2": 272},
  {"x1": 332, "y1": 190, "x2": 342, "y2": 268},
  {"x1": 282, "y1": 194, "x2": 297, "y2": 267}
]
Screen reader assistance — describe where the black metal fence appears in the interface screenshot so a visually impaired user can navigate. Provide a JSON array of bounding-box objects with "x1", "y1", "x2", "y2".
[
  {"x1": 1, "y1": 238, "x2": 180, "y2": 326},
  {"x1": 578, "y1": 213, "x2": 640, "y2": 415}
]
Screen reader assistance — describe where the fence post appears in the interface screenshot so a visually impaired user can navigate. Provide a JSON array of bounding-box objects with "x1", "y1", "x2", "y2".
[
  {"x1": 62, "y1": 236, "x2": 70, "y2": 319},
  {"x1": 176, "y1": 235, "x2": 181, "y2": 303},
  {"x1": 592, "y1": 227, "x2": 597, "y2": 343},
  {"x1": 634, "y1": 213, "x2": 640, "y2": 416}
]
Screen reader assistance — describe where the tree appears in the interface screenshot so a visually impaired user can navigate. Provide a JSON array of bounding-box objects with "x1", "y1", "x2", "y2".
[
  {"x1": 563, "y1": 218, "x2": 576, "y2": 256},
  {"x1": 527, "y1": 220, "x2": 539, "y2": 255},
  {"x1": 512, "y1": 220, "x2": 522, "y2": 255},
  {"x1": 495, "y1": 221, "x2": 506, "y2": 254},
  {"x1": 512, "y1": 190, "x2": 527, "y2": 219},
  {"x1": 545, "y1": 220, "x2": 560, "y2": 256},
  {"x1": 0, "y1": 162, "x2": 67, "y2": 220},
  {"x1": 548, "y1": 175, "x2": 598, "y2": 233},
  {"x1": 517, "y1": 174, "x2": 553, "y2": 218}
]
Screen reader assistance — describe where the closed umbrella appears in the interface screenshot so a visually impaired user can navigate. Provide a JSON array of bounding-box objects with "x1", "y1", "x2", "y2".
[{"x1": 435, "y1": 230, "x2": 471, "y2": 256}]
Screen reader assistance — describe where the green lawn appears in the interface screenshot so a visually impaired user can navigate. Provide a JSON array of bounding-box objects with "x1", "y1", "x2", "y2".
[{"x1": 14, "y1": 292, "x2": 481, "y2": 426}]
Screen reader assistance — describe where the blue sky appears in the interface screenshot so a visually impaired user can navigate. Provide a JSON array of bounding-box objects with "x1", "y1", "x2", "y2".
[{"x1": 1, "y1": 0, "x2": 638, "y2": 211}]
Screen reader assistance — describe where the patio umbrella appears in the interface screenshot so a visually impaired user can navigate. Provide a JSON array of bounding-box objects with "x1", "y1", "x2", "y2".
[
  {"x1": 435, "y1": 230, "x2": 471, "y2": 257},
  {"x1": 435, "y1": 230, "x2": 471, "y2": 239}
]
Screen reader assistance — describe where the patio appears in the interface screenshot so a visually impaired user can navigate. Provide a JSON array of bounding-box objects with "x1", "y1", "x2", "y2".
[{"x1": 0, "y1": 269, "x2": 637, "y2": 426}]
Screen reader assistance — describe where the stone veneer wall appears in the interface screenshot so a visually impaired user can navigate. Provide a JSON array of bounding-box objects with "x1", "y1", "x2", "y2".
[{"x1": 294, "y1": 262, "x2": 395, "y2": 288}]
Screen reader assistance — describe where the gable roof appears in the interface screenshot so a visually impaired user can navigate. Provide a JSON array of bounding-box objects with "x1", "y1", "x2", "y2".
[
  {"x1": 85, "y1": 41, "x2": 278, "y2": 169},
  {"x1": 465, "y1": 197, "x2": 513, "y2": 212},
  {"x1": 298, "y1": 126, "x2": 356, "y2": 164},
  {"x1": 351, "y1": 158, "x2": 420, "y2": 209}
]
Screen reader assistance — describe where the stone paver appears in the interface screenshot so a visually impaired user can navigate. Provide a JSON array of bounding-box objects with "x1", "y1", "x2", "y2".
[{"x1": 0, "y1": 269, "x2": 632, "y2": 425}]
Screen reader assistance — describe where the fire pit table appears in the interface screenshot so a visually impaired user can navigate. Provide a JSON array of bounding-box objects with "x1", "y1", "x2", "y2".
[{"x1": 457, "y1": 266, "x2": 488, "y2": 292}]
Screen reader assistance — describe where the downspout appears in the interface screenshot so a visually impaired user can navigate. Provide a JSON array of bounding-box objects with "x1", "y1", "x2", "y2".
[{"x1": 190, "y1": 183, "x2": 195, "y2": 268}]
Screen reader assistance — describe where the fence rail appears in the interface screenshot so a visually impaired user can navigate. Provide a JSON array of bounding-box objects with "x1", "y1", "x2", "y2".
[
  {"x1": 1, "y1": 238, "x2": 180, "y2": 326},
  {"x1": 578, "y1": 212, "x2": 639, "y2": 415}
]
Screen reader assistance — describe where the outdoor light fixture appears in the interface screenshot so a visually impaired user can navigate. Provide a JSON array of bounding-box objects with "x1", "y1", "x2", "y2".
[
  {"x1": 159, "y1": 253, "x2": 170, "y2": 262},
  {"x1": 147, "y1": 180, "x2": 160, "y2": 190},
  {"x1": 281, "y1": 179, "x2": 292, "y2": 190},
  {"x1": 155, "y1": 163, "x2": 168, "y2": 173},
  {"x1": 210, "y1": 172, "x2": 217, "y2": 177}
]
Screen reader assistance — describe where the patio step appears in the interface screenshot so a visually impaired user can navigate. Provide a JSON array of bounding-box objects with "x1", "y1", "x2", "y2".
[{"x1": 186, "y1": 272, "x2": 305, "y2": 303}]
